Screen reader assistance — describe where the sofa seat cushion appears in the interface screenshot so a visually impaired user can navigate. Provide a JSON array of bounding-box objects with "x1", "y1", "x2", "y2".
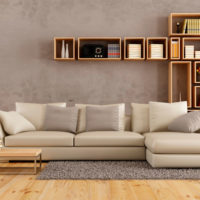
[
  {"x1": 145, "y1": 132, "x2": 200, "y2": 154},
  {"x1": 75, "y1": 131, "x2": 144, "y2": 147},
  {"x1": 5, "y1": 131, "x2": 74, "y2": 147}
]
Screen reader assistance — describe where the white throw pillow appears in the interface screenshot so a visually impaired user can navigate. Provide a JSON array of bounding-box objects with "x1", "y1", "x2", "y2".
[
  {"x1": 16, "y1": 102, "x2": 66, "y2": 130},
  {"x1": 131, "y1": 103, "x2": 149, "y2": 133},
  {"x1": 75, "y1": 103, "x2": 125, "y2": 133},
  {"x1": 0, "y1": 111, "x2": 35, "y2": 135},
  {"x1": 149, "y1": 101, "x2": 187, "y2": 132}
]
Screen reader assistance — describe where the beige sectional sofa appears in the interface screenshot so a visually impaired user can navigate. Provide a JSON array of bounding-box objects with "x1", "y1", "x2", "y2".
[
  {"x1": 0, "y1": 116, "x2": 146, "y2": 161},
  {"x1": 0, "y1": 101, "x2": 200, "y2": 168}
]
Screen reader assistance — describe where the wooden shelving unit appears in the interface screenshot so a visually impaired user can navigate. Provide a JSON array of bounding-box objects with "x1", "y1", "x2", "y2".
[
  {"x1": 168, "y1": 13, "x2": 200, "y2": 37},
  {"x1": 124, "y1": 37, "x2": 145, "y2": 60},
  {"x1": 78, "y1": 37, "x2": 121, "y2": 60},
  {"x1": 193, "y1": 86, "x2": 200, "y2": 108},
  {"x1": 168, "y1": 61, "x2": 192, "y2": 108},
  {"x1": 193, "y1": 62, "x2": 200, "y2": 83},
  {"x1": 54, "y1": 37, "x2": 75, "y2": 61},
  {"x1": 182, "y1": 37, "x2": 200, "y2": 60},
  {"x1": 169, "y1": 37, "x2": 180, "y2": 60},
  {"x1": 146, "y1": 37, "x2": 168, "y2": 60}
]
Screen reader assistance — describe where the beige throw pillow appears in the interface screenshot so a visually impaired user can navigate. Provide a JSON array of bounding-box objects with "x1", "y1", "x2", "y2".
[
  {"x1": 0, "y1": 111, "x2": 35, "y2": 135},
  {"x1": 149, "y1": 101, "x2": 187, "y2": 132},
  {"x1": 86, "y1": 105, "x2": 120, "y2": 131},
  {"x1": 16, "y1": 102, "x2": 66, "y2": 130},
  {"x1": 43, "y1": 106, "x2": 78, "y2": 133},
  {"x1": 75, "y1": 103, "x2": 125, "y2": 133},
  {"x1": 131, "y1": 103, "x2": 149, "y2": 133},
  {"x1": 168, "y1": 111, "x2": 200, "y2": 133}
]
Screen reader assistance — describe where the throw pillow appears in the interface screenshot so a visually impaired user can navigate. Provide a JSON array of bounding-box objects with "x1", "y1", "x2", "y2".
[
  {"x1": 86, "y1": 105, "x2": 120, "y2": 131},
  {"x1": 168, "y1": 111, "x2": 200, "y2": 133},
  {"x1": 16, "y1": 102, "x2": 66, "y2": 130},
  {"x1": 0, "y1": 111, "x2": 35, "y2": 135},
  {"x1": 75, "y1": 103, "x2": 125, "y2": 133},
  {"x1": 149, "y1": 101, "x2": 187, "y2": 132},
  {"x1": 43, "y1": 106, "x2": 78, "y2": 133},
  {"x1": 131, "y1": 103, "x2": 149, "y2": 133}
]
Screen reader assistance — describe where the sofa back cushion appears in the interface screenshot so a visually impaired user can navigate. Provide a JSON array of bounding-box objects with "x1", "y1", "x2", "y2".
[
  {"x1": 149, "y1": 101, "x2": 187, "y2": 132},
  {"x1": 0, "y1": 111, "x2": 35, "y2": 135},
  {"x1": 43, "y1": 106, "x2": 78, "y2": 133},
  {"x1": 131, "y1": 103, "x2": 149, "y2": 133},
  {"x1": 86, "y1": 105, "x2": 120, "y2": 131},
  {"x1": 75, "y1": 103, "x2": 125, "y2": 133},
  {"x1": 16, "y1": 102, "x2": 66, "y2": 130}
]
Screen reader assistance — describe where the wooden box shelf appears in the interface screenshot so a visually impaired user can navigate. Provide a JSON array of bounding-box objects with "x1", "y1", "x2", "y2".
[
  {"x1": 169, "y1": 37, "x2": 180, "y2": 60},
  {"x1": 78, "y1": 37, "x2": 121, "y2": 60},
  {"x1": 168, "y1": 61, "x2": 192, "y2": 107},
  {"x1": 182, "y1": 37, "x2": 200, "y2": 60},
  {"x1": 124, "y1": 37, "x2": 145, "y2": 60},
  {"x1": 193, "y1": 86, "x2": 200, "y2": 108},
  {"x1": 146, "y1": 37, "x2": 168, "y2": 60},
  {"x1": 193, "y1": 62, "x2": 200, "y2": 83},
  {"x1": 54, "y1": 37, "x2": 75, "y2": 60},
  {"x1": 168, "y1": 13, "x2": 200, "y2": 37}
]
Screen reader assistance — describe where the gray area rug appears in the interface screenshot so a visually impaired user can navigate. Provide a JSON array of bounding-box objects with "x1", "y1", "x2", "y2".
[{"x1": 37, "y1": 161, "x2": 200, "y2": 180}]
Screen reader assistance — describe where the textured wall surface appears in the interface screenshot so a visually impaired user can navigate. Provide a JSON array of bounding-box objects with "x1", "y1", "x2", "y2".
[{"x1": 0, "y1": 0, "x2": 198, "y2": 113}]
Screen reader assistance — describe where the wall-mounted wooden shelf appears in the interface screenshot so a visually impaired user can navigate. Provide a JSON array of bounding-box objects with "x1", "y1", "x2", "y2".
[
  {"x1": 193, "y1": 86, "x2": 200, "y2": 108},
  {"x1": 182, "y1": 37, "x2": 200, "y2": 60},
  {"x1": 146, "y1": 37, "x2": 168, "y2": 60},
  {"x1": 193, "y1": 62, "x2": 200, "y2": 83},
  {"x1": 168, "y1": 61, "x2": 192, "y2": 108},
  {"x1": 124, "y1": 37, "x2": 145, "y2": 60},
  {"x1": 169, "y1": 13, "x2": 200, "y2": 37},
  {"x1": 78, "y1": 37, "x2": 121, "y2": 61},
  {"x1": 169, "y1": 37, "x2": 180, "y2": 60},
  {"x1": 54, "y1": 37, "x2": 75, "y2": 61}
]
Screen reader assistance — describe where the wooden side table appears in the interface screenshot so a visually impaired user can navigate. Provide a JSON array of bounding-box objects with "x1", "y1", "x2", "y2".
[{"x1": 0, "y1": 149, "x2": 42, "y2": 175}]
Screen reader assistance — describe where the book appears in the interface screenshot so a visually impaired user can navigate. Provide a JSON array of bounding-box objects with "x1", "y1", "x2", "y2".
[
  {"x1": 182, "y1": 19, "x2": 188, "y2": 33},
  {"x1": 182, "y1": 19, "x2": 200, "y2": 34},
  {"x1": 150, "y1": 44, "x2": 163, "y2": 58},
  {"x1": 127, "y1": 44, "x2": 141, "y2": 58},
  {"x1": 171, "y1": 41, "x2": 179, "y2": 58},
  {"x1": 185, "y1": 45, "x2": 194, "y2": 58},
  {"x1": 108, "y1": 44, "x2": 120, "y2": 58}
]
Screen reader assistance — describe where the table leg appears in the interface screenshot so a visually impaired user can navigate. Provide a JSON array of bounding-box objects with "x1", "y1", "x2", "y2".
[
  {"x1": 34, "y1": 159, "x2": 37, "y2": 174},
  {"x1": 39, "y1": 154, "x2": 42, "y2": 171}
]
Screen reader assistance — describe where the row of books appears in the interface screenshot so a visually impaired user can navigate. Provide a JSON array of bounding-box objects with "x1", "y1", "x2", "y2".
[
  {"x1": 182, "y1": 19, "x2": 200, "y2": 34},
  {"x1": 149, "y1": 44, "x2": 164, "y2": 59},
  {"x1": 127, "y1": 44, "x2": 141, "y2": 58},
  {"x1": 171, "y1": 41, "x2": 179, "y2": 58},
  {"x1": 108, "y1": 44, "x2": 120, "y2": 58},
  {"x1": 185, "y1": 45, "x2": 200, "y2": 59}
]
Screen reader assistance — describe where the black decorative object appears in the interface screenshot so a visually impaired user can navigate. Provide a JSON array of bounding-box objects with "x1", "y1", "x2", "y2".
[
  {"x1": 81, "y1": 44, "x2": 107, "y2": 58},
  {"x1": 176, "y1": 22, "x2": 181, "y2": 33}
]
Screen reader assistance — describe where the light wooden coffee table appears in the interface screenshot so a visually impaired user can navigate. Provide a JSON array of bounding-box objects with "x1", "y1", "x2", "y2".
[{"x1": 0, "y1": 149, "x2": 42, "y2": 175}]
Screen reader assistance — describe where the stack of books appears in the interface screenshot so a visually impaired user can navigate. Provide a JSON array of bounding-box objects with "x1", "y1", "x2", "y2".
[
  {"x1": 108, "y1": 44, "x2": 120, "y2": 58},
  {"x1": 171, "y1": 41, "x2": 179, "y2": 58},
  {"x1": 195, "y1": 51, "x2": 200, "y2": 59},
  {"x1": 182, "y1": 19, "x2": 200, "y2": 34},
  {"x1": 185, "y1": 45, "x2": 194, "y2": 59},
  {"x1": 149, "y1": 44, "x2": 163, "y2": 59},
  {"x1": 127, "y1": 44, "x2": 141, "y2": 59}
]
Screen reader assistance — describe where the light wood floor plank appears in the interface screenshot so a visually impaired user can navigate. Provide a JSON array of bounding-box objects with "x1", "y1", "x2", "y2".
[{"x1": 0, "y1": 162, "x2": 199, "y2": 200}]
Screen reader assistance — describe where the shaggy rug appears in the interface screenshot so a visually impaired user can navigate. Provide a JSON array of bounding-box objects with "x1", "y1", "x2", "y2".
[{"x1": 37, "y1": 161, "x2": 200, "y2": 180}]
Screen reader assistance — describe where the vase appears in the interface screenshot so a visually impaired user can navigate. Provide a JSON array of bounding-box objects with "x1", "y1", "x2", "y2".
[
  {"x1": 65, "y1": 43, "x2": 69, "y2": 58},
  {"x1": 61, "y1": 40, "x2": 65, "y2": 58}
]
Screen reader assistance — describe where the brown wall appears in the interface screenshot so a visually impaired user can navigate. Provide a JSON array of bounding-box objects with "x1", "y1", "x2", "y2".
[{"x1": 0, "y1": 0, "x2": 198, "y2": 113}]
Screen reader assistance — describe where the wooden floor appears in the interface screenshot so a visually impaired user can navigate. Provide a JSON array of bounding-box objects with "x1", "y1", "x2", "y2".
[{"x1": 0, "y1": 162, "x2": 200, "y2": 200}]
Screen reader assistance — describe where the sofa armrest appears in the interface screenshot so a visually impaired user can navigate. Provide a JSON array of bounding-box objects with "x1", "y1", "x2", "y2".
[{"x1": 0, "y1": 123, "x2": 6, "y2": 146}]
